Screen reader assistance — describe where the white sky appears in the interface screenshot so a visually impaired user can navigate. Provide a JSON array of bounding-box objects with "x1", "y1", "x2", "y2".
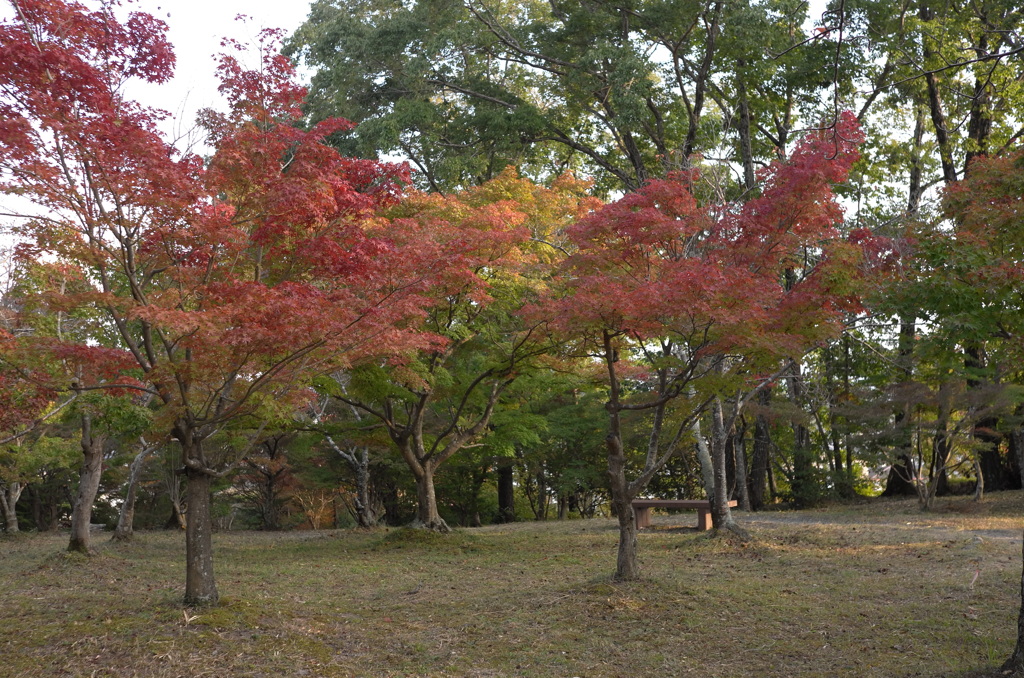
[
  {"x1": 0, "y1": 0, "x2": 316, "y2": 150},
  {"x1": 123, "y1": 0, "x2": 317, "y2": 149},
  {"x1": 0, "y1": 0, "x2": 315, "y2": 248}
]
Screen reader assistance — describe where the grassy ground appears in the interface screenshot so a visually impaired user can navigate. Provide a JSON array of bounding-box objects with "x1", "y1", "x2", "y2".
[{"x1": 1, "y1": 492, "x2": 1022, "y2": 678}]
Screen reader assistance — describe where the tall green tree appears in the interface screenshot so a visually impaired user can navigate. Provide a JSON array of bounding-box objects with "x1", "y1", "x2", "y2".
[{"x1": 287, "y1": 0, "x2": 836, "y2": 193}]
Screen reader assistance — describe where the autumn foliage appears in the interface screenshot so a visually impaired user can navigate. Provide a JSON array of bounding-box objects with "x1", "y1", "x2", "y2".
[
  {"x1": 0, "y1": 0, "x2": 463, "y2": 602},
  {"x1": 539, "y1": 111, "x2": 866, "y2": 364}
]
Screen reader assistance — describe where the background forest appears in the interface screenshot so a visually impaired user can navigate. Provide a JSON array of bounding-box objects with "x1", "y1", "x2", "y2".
[{"x1": 2, "y1": 0, "x2": 1024, "y2": 659}]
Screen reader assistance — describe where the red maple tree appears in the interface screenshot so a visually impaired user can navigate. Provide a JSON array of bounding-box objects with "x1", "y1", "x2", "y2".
[
  {"x1": 532, "y1": 113, "x2": 867, "y2": 580},
  {"x1": 1, "y1": 0, "x2": 433, "y2": 603}
]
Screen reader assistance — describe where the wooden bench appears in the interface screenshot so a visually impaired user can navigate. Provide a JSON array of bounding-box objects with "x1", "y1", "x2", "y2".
[{"x1": 631, "y1": 499, "x2": 738, "y2": 531}]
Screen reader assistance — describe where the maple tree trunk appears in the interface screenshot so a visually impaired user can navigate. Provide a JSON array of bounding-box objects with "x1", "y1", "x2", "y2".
[
  {"x1": 613, "y1": 494, "x2": 639, "y2": 581},
  {"x1": 413, "y1": 464, "x2": 449, "y2": 532},
  {"x1": 1, "y1": 482, "x2": 21, "y2": 533},
  {"x1": 183, "y1": 469, "x2": 218, "y2": 605},
  {"x1": 607, "y1": 431, "x2": 639, "y2": 581},
  {"x1": 1004, "y1": 531, "x2": 1024, "y2": 674},
  {"x1": 69, "y1": 414, "x2": 104, "y2": 554}
]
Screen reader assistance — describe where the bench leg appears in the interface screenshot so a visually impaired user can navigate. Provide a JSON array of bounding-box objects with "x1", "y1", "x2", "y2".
[
  {"x1": 634, "y1": 506, "x2": 652, "y2": 530},
  {"x1": 696, "y1": 508, "x2": 713, "y2": 531}
]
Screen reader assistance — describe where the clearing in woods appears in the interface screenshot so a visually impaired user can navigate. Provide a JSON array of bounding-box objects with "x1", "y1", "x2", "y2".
[{"x1": 1, "y1": 492, "x2": 1021, "y2": 677}]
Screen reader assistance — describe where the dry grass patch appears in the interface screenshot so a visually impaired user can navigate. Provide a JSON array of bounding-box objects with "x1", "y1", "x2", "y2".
[{"x1": 0, "y1": 492, "x2": 1021, "y2": 677}]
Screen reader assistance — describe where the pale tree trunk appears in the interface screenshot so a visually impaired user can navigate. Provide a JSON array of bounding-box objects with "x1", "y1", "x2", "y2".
[
  {"x1": 113, "y1": 443, "x2": 158, "y2": 542},
  {"x1": 352, "y1": 455, "x2": 379, "y2": 528},
  {"x1": 1003, "y1": 531, "x2": 1024, "y2": 674},
  {"x1": 973, "y1": 456, "x2": 985, "y2": 502},
  {"x1": 708, "y1": 397, "x2": 742, "y2": 534},
  {"x1": 1, "y1": 481, "x2": 23, "y2": 533},
  {"x1": 325, "y1": 435, "x2": 379, "y2": 529},
  {"x1": 388, "y1": 379, "x2": 508, "y2": 533},
  {"x1": 69, "y1": 413, "x2": 105, "y2": 554},
  {"x1": 183, "y1": 467, "x2": 218, "y2": 605},
  {"x1": 164, "y1": 448, "x2": 186, "y2": 530},
  {"x1": 691, "y1": 419, "x2": 715, "y2": 501}
]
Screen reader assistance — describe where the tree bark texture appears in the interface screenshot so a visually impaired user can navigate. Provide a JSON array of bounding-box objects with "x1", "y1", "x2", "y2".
[
  {"x1": 749, "y1": 387, "x2": 772, "y2": 510},
  {"x1": 113, "y1": 444, "x2": 156, "y2": 542},
  {"x1": 1012, "y1": 427, "x2": 1024, "y2": 491},
  {"x1": 881, "y1": 454, "x2": 918, "y2": 497},
  {"x1": 183, "y1": 469, "x2": 218, "y2": 605},
  {"x1": 352, "y1": 455, "x2": 379, "y2": 528},
  {"x1": 412, "y1": 463, "x2": 449, "y2": 532},
  {"x1": 733, "y1": 426, "x2": 751, "y2": 511},
  {"x1": 709, "y1": 397, "x2": 738, "y2": 531},
  {"x1": 787, "y1": 360, "x2": 815, "y2": 507},
  {"x1": 607, "y1": 432, "x2": 640, "y2": 581},
  {"x1": 0, "y1": 481, "x2": 22, "y2": 533},
  {"x1": 966, "y1": 344, "x2": 1008, "y2": 491},
  {"x1": 692, "y1": 419, "x2": 716, "y2": 502},
  {"x1": 1002, "y1": 531, "x2": 1024, "y2": 674},
  {"x1": 69, "y1": 413, "x2": 104, "y2": 554}
]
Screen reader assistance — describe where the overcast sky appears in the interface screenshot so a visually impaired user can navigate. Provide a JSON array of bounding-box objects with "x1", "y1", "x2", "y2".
[
  {"x1": 124, "y1": 0, "x2": 316, "y2": 146},
  {"x1": 1, "y1": 0, "x2": 316, "y2": 146},
  {"x1": 0, "y1": 1, "x2": 315, "y2": 246}
]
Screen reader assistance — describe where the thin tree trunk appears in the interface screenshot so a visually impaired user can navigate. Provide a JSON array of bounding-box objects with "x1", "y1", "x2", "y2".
[
  {"x1": 787, "y1": 361, "x2": 815, "y2": 507},
  {"x1": 183, "y1": 468, "x2": 218, "y2": 605},
  {"x1": 353, "y1": 450, "x2": 379, "y2": 528},
  {"x1": 535, "y1": 468, "x2": 548, "y2": 520},
  {"x1": 69, "y1": 413, "x2": 104, "y2": 554},
  {"x1": 709, "y1": 397, "x2": 743, "y2": 535},
  {"x1": 1013, "y1": 427, "x2": 1024, "y2": 490},
  {"x1": 733, "y1": 425, "x2": 751, "y2": 511},
  {"x1": 749, "y1": 387, "x2": 772, "y2": 510},
  {"x1": 973, "y1": 456, "x2": 985, "y2": 502},
  {"x1": 608, "y1": 431, "x2": 639, "y2": 580},
  {"x1": 921, "y1": 4, "x2": 958, "y2": 186},
  {"x1": 0, "y1": 481, "x2": 22, "y2": 533},
  {"x1": 692, "y1": 419, "x2": 715, "y2": 501},
  {"x1": 736, "y1": 62, "x2": 756, "y2": 192},
  {"x1": 113, "y1": 443, "x2": 157, "y2": 542},
  {"x1": 325, "y1": 435, "x2": 379, "y2": 529},
  {"x1": 497, "y1": 462, "x2": 515, "y2": 523}
]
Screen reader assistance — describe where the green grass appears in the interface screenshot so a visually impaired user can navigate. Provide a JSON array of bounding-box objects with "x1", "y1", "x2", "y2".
[{"x1": 1, "y1": 492, "x2": 1022, "y2": 677}]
